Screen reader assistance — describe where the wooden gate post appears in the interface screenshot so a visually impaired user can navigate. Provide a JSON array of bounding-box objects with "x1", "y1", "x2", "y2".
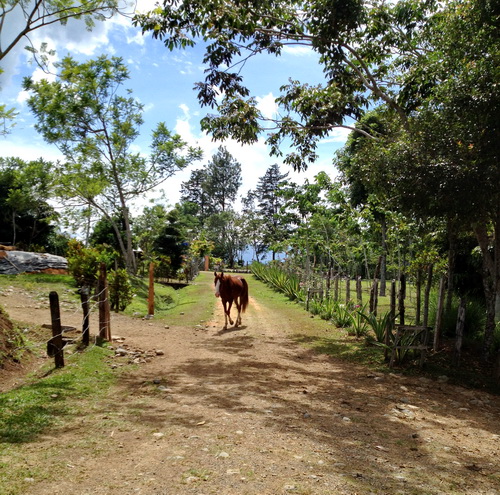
[
  {"x1": 98, "y1": 263, "x2": 111, "y2": 341},
  {"x1": 385, "y1": 280, "x2": 397, "y2": 360},
  {"x1": 49, "y1": 291, "x2": 64, "y2": 368},
  {"x1": 398, "y1": 273, "x2": 406, "y2": 325},
  {"x1": 356, "y1": 276, "x2": 362, "y2": 303},
  {"x1": 79, "y1": 287, "x2": 90, "y2": 347},
  {"x1": 148, "y1": 261, "x2": 155, "y2": 316}
]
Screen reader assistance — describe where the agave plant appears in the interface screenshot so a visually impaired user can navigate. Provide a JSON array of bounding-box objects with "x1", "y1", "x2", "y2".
[
  {"x1": 361, "y1": 311, "x2": 396, "y2": 344},
  {"x1": 348, "y1": 306, "x2": 369, "y2": 338},
  {"x1": 332, "y1": 301, "x2": 354, "y2": 328}
]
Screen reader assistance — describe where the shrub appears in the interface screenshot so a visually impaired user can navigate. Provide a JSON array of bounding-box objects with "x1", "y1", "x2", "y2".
[
  {"x1": 66, "y1": 240, "x2": 116, "y2": 289},
  {"x1": 108, "y1": 268, "x2": 134, "y2": 312},
  {"x1": 362, "y1": 311, "x2": 396, "y2": 344}
]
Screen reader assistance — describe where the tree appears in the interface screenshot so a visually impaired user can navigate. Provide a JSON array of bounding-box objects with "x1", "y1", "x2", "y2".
[
  {"x1": 205, "y1": 211, "x2": 246, "y2": 267},
  {"x1": 0, "y1": 157, "x2": 57, "y2": 249},
  {"x1": 137, "y1": 0, "x2": 500, "y2": 362},
  {"x1": 153, "y1": 209, "x2": 190, "y2": 277},
  {"x1": 0, "y1": 0, "x2": 120, "y2": 64},
  {"x1": 23, "y1": 55, "x2": 202, "y2": 273},
  {"x1": 253, "y1": 164, "x2": 289, "y2": 260},
  {"x1": 134, "y1": 0, "x2": 428, "y2": 169},
  {"x1": 240, "y1": 190, "x2": 267, "y2": 262},
  {"x1": 180, "y1": 168, "x2": 213, "y2": 220},
  {"x1": 203, "y1": 146, "x2": 242, "y2": 212},
  {"x1": 0, "y1": 0, "x2": 125, "y2": 135}
]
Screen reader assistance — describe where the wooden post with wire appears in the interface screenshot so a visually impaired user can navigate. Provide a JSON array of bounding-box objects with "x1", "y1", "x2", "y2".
[
  {"x1": 98, "y1": 263, "x2": 111, "y2": 341},
  {"x1": 79, "y1": 287, "x2": 90, "y2": 347},
  {"x1": 148, "y1": 261, "x2": 155, "y2": 316},
  {"x1": 48, "y1": 291, "x2": 64, "y2": 368}
]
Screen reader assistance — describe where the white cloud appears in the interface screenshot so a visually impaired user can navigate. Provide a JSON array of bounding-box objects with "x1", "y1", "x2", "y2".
[
  {"x1": 321, "y1": 127, "x2": 352, "y2": 143},
  {"x1": 256, "y1": 93, "x2": 278, "y2": 120},
  {"x1": 282, "y1": 45, "x2": 315, "y2": 57}
]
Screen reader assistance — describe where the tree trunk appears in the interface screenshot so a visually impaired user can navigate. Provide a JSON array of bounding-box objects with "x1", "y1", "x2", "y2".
[
  {"x1": 415, "y1": 269, "x2": 422, "y2": 325},
  {"x1": 434, "y1": 276, "x2": 446, "y2": 352},
  {"x1": 379, "y1": 215, "x2": 387, "y2": 297},
  {"x1": 399, "y1": 273, "x2": 406, "y2": 325},
  {"x1": 473, "y1": 215, "x2": 500, "y2": 362},
  {"x1": 453, "y1": 297, "x2": 466, "y2": 367},
  {"x1": 423, "y1": 264, "x2": 433, "y2": 328},
  {"x1": 11, "y1": 210, "x2": 16, "y2": 246},
  {"x1": 446, "y1": 222, "x2": 457, "y2": 314}
]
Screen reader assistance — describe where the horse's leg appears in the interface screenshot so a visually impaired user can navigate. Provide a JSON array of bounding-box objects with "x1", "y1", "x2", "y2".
[
  {"x1": 221, "y1": 299, "x2": 229, "y2": 329},
  {"x1": 226, "y1": 299, "x2": 234, "y2": 326},
  {"x1": 235, "y1": 297, "x2": 242, "y2": 326}
]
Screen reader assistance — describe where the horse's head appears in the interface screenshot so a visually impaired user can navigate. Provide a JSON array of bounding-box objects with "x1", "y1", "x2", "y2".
[{"x1": 214, "y1": 271, "x2": 224, "y2": 297}]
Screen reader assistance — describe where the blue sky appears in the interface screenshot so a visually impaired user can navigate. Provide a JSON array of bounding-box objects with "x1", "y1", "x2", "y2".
[{"x1": 0, "y1": 0, "x2": 349, "y2": 213}]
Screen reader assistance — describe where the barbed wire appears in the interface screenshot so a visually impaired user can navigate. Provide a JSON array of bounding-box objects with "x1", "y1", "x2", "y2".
[{"x1": 3, "y1": 285, "x2": 114, "y2": 358}]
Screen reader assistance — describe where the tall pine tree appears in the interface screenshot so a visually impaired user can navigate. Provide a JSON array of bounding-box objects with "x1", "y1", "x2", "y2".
[{"x1": 254, "y1": 164, "x2": 289, "y2": 260}]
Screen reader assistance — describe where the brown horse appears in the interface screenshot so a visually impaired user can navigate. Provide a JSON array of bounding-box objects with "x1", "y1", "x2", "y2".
[{"x1": 214, "y1": 271, "x2": 249, "y2": 329}]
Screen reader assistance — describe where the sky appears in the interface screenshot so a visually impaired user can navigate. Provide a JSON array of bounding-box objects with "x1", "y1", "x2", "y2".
[{"x1": 0, "y1": 0, "x2": 350, "y2": 216}]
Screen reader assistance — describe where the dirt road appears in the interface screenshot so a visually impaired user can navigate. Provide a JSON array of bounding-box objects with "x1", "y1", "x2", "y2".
[{"x1": 2, "y1": 274, "x2": 500, "y2": 494}]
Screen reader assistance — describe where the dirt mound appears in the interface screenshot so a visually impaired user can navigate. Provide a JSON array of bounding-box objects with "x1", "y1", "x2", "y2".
[{"x1": 0, "y1": 305, "x2": 16, "y2": 366}]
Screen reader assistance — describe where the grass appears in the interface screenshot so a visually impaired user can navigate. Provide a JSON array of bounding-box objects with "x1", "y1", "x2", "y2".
[
  {"x1": 0, "y1": 343, "x2": 117, "y2": 494},
  {"x1": 125, "y1": 271, "x2": 216, "y2": 326},
  {"x1": 0, "y1": 345, "x2": 115, "y2": 444}
]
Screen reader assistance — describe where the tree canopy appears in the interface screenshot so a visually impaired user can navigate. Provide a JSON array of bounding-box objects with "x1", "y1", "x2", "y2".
[{"x1": 23, "y1": 55, "x2": 202, "y2": 272}]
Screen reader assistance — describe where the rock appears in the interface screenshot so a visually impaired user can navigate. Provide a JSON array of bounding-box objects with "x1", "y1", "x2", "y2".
[
  {"x1": 0, "y1": 250, "x2": 67, "y2": 275},
  {"x1": 155, "y1": 349, "x2": 165, "y2": 356}
]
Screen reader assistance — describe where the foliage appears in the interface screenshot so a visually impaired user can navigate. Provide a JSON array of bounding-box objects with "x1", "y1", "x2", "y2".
[
  {"x1": 331, "y1": 301, "x2": 355, "y2": 329},
  {"x1": 66, "y1": 240, "x2": 115, "y2": 288},
  {"x1": 251, "y1": 262, "x2": 304, "y2": 302},
  {"x1": 23, "y1": 55, "x2": 202, "y2": 273},
  {"x1": 108, "y1": 268, "x2": 134, "y2": 312},
  {"x1": 0, "y1": 157, "x2": 57, "y2": 250},
  {"x1": 361, "y1": 311, "x2": 395, "y2": 344},
  {"x1": 136, "y1": 0, "x2": 500, "y2": 364},
  {"x1": 0, "y1": 0, "x2": 120, "y2": 65},
  {"x1": 180, "y1": 146, "x2": 242, "y2": 217},
  {"x1": 428, "y1": 294, "x2": 487, "y2": 341},
  {"x1": 251, "y1": 164, "x2": 290, "y2": 260},
  {"x1": 348, "y1": 307, "x2": 369, "y2": 338}
]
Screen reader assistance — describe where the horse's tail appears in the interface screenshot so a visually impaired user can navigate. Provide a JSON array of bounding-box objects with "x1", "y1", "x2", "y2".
[{"x1": 240, "y1": 278, "x2": 249, "y2": 313}]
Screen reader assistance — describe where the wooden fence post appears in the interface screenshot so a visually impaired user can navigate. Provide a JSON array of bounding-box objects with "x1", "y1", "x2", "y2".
[
  {"x1": 385, "y1": 280, "x2": 397, "y2": 360},
  {"x1": 148, "y1": 261, "x2": 155, "y2": 316},
  {"x1": 345, "y1": 276, "x2": 351, "y2": 304},
  {"x1": 398, "y1": 273, "x2": 406, "y2": 325},
  {"x1": 98, "y1": 262, "x2": 111, "y2": 341},
  {"x1": 49, "y1": 291, "x2": 64, "y2": 368},
  {"x1": 356, "y1": 276, "x2": 362, "y2": 303},
  {"x1": 423, "y1": 264, "x2": 433, "y2": 328},
  {"x1": 334, "y1": 275, "x2": 339, "y2": 301},
  {"x1": 80, "y1": 287, "x2": 90, "y2": 347},
  {"x1": 415, "y1": 269, "x2": 422, "y2": 325}
]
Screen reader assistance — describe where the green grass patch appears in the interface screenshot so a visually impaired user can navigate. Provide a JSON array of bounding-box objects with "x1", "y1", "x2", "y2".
[
  {"x1": 125, "y1": 271, "x2": 215, "y2": 326},
  {"x1": 0, "y1": 273, "x2": 77, "y2": 293},
  {"x1": 0, "y1": 345, "x2": 115, "y2": 444}
]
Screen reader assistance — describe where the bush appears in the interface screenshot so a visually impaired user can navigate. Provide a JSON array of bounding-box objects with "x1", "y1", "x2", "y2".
[
  {"x1": 108, "y1": 269, "x2": 134, "y2": 312},
  {"x1": 66, "y1": 240, "x2": 116, "y2": 289}
]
